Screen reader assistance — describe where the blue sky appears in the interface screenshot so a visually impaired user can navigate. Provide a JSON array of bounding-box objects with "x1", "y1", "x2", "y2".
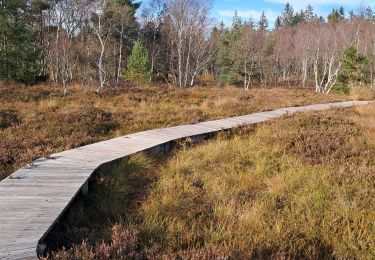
[{"x1": 212, "y1": 0, "x2": 375, "y2": 26}]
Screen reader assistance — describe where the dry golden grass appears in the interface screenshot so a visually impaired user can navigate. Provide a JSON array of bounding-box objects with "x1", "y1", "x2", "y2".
[
  {"x1": 49, "y1": 105, "x2": 375, "y2": 259},
  {"x1": 0, "y1": 83, "x2": 355, "y2": 180},
  {"x1": 350, "y1": 85, "x2": 375, "y2": 101},
  {"x1": 353, "y1": 103, "x2": 375, "y2": 143}
]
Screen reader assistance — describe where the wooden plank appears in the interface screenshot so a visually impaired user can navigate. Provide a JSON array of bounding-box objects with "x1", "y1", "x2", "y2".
[{"x1": 0, "y1": 101, "x2": 370, "y2": 259}]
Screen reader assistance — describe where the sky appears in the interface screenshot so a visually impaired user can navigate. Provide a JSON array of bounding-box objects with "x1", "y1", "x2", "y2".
[{"x1": 212, "y1": 0, "x2": 375, "y2": 26}]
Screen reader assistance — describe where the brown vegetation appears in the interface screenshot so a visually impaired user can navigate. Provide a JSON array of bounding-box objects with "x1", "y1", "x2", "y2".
[
  {"x1": 48, "y1": 103, "x2": 375, "y2": 259},
  {"x1": 0, "y1": 83, "x2": 355, "y2": 180}
]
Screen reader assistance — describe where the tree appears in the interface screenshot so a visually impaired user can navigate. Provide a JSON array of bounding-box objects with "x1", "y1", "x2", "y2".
[
  {"x1": 0, "y1": 0, "x2": 48, "y2": 84},
  {"x1": 312, "y1": 23, "x2": 350, "y2": 93},
  {"x1": 364, "y1": 6, "x2": 374, "y2": 21},
  {"x1": 215, "y1": 27, "x2": 238, "y2": 85},
  {"x1": 111, "y1": 0, "x2": 140, "y2": 84},
  {"x1": 338, "y1": 6, "x2": 345, "y2": 19},
  {"x1": 166, "y1": 0, "x2": 215, "y2": 87},
  {"x1": 140, "y1": 0, "x2": 167, "y2": 83},
  {"x1": 274, "y1": 16, "x2": 281, "y2": 29},
  {"x1": 235, "y1": 27, "x2": 265, "y2": 89},
  {"x1": 232, "y1": 10, "x2": 242, "y2": 31},
  {"x1": 304, "y1": 4, "x2": 314, "y2": 22},
  {"x1": 49, "y1": 0, "x2": 91, "y2": 94},
  {"x1": 125, "y1": 40, "x2": 151, "y2": 85},
  {"x1": 302, "y1": 4, "x2": 322, "y2": 24},
  {"x1": 328, "y1": 7, "x2": 345, "y2": 24},
  {"x1": 338, "y1": 46, "x2": 368, "y2": 88},
  {"x1": 280, "y1": 3, "x2": 294, "y2": 27},
  {"x1": 111, "y1": 2, "x2": 134, "y2": 85},
  {"x1": 295, "y1": 23, "x2": 316, "y2": 88},
  {"x1": 258, "y1": 11, "x2": 268, "y2": 31},
  {"x1": 89, "y1": 0, "x2": 115, "y2": 92}
]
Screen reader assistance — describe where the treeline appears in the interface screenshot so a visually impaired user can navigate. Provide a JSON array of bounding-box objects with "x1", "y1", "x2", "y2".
[
  {"x1": 1, "y1": 0, "x2": 375, "y2": 93},
  {"x1": 216, "y1": 3, "x2": 374, "y2": 93}
]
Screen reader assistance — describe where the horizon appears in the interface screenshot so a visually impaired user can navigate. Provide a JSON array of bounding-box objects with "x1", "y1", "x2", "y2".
[{"x1": 139, "y1": 0, "x2": 375, "y2": 26}]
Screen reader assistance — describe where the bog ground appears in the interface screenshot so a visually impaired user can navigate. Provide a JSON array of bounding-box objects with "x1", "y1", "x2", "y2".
[
  {"x1": 0, "y1": 83, "x2": 374, "y2": 258},
  {"x1": 48, "y1": 103, "x2": 375, "y2": 259},
  {"x1": 0, "y1": 83, "x2": 361, "y2": 180}
]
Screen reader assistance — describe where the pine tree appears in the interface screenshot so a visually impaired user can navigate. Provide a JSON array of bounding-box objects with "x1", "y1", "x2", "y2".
[
  {"x1": 125, "y1": 40, "x2": 151, "y2": 85},
  {"x1": 349, "y1": 10, "x2": 355, "y2": 21},
  {"x1": 338, "y1": 6, "x2": 345, "y2": 19},
  {"x1": 0, "y1": 0, "x2": 47, "y2": 84},
  {"x1": 328, "y1": 9, "x2": 338, "y2": 23},
  {"x1": 318, "y1": 15, "x2": 325, "y2": 23},
  {"x1": 111, "y1": 0, "x2": 141, "y2": 57},
  {"x1": 281, "y1": 2, "x2": 294, "y2": 27},
  {"x1": 232, "y1": 10, "x2": 242, "y2": 31},
  {"x1": 275, "y1": 16, "x2": 281, "y2": 29},
  {"x1": 258, "y1": 11, "x2": 269, "y2": 31},
  {"x1": 365, "y1": 6, "x2": 374, "y2": 21},
  {"x1": 337, "y1": 46, "x2": 368, "y2": 91},
  {"x1": 245, "y1": 17, "x2": 255, "y2": 28},
  {"x1": 304, "y1": 4, "x2": 319, "y2": 23},
  {"x1": 328, "y1": 7, "x2": 345, "y2": 23},
  {"x1": 215, "y1": 23, "x2": 242, "y2": 85},
  {"x1": 292, "y1": 11, "x2": 304, "y2": 25},
  {"x1": 304, "y1": 4, "x2": 314, "y2": 21}
]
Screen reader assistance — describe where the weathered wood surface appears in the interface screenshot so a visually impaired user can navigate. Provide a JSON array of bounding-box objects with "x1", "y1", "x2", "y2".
[{"x1": 0, "y1": 101, "x2": 370, "y2": 259}]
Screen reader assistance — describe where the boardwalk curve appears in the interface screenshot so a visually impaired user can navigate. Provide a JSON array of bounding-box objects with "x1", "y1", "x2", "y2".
[{"x1": 0, "y1": 101, "x2": 370, "y2": 259}]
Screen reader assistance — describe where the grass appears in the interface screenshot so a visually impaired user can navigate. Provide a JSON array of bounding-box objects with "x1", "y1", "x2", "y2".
[
  {"x1": 48, "y1": 103, "x2": 375, "y2": 259},
  {"x1": 0, "y1": 82, "x2": 357, "y2": 180}
]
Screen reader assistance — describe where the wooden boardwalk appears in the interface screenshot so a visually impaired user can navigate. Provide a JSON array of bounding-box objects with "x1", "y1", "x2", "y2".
[{"x1": 0, "y1": 101, "x2": 370, "y2": 259}]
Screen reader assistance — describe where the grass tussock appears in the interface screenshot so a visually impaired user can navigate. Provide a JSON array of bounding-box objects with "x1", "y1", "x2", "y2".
[
  {"x1": 350, "y1": 85, "x2": 375, "y2": 101},
  {"x1": 50, "y1": 104, "x2": 375, "y2": 259},
  {"x1": 0, "y1": 83, "x2": 352, "y2": 180}
]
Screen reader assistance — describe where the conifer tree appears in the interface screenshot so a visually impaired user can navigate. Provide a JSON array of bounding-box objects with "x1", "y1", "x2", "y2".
[
  {"x1": 304, "y1": 4, "x2": 319, "y2": 23},
  {"x1": 364, "y1": 6, "x2": 374, "y2": 21},
  {"x1": 125, "y1": 40, "x2": 151, "y2": 85},
  {"x1": 281, "y1": 3, "x2": 294, "y2": 27},
  {"x1": 338, "y1": 6, "x2": 345, "y2": 19},
  {"x1": 232, "y1": 10, "x2": 242, "y2": 31},
  {"x1": 258, "y1": 11, "x2": 269, "y2": 31},
  {"x1": 328, "y1": 7, "x2": 345, "y2": 23},
  {"x1": 274, "y1": 16, "x2": 281, "y2": 29},
  {"x1": 338, "y1": 46, "x2": 368, "y2": 88},
  {"x1": 0, "y1": 0, "x2": 47, "y2": 84}
]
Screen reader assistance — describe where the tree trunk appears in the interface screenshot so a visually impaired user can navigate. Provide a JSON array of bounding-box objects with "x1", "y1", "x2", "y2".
[{"x1": 116, "y1": 24, "x2": 124, "y2": 85}]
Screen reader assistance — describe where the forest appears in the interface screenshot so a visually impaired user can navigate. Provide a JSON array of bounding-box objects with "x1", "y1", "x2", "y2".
[{"x1": 1, "y1": 0, "x2": 375, "y2": 94}]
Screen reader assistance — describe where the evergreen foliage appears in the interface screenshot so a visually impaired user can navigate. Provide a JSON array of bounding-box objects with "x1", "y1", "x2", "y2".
[
  {"x1": 125, "y1": 40, "x2": 151, "y2": 85},
  {"x1": 280, "y1": 2, "x2": 295, "y2": 27},
  {"x1": 328, "y1": 7, "x2": 346, "y2": 23},
  {"x1": 258, "y1": 11, "x2": 268, "y2": 31},
  {"x1": 338, "y1": 46, "x2": 368, "y2": 87},
  {"x1": 215, "y1": 17, "x2": 242, "y2": 85},
  {"x1": 274, "y1": 16, "x2": 281, "y2": 29},
  {"x1": 0, "y1": 0, "x2": 47, "y2": 84}
]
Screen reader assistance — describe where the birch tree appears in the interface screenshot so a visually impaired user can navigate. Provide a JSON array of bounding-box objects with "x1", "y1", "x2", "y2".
[
  {"x1": 312, "y1": 24, "x2": 348, "y2": 93},
  {"x1": 167, "y1": 0, "x2": 214, "y2": 87},
  {"x1": 235, "y1": 27, "x2": 265, "y2": 90},
  {"x1": 141, "y1": 0, "x2": 167, "y2": 82},
  {"x1": 49, "y1": 0, "x2": 90, "y2": 94},
  {"x1": 295, "y1": 24, "x2": 316, "y2": 88},
  {"x1": 112, "y1": 3, "x2": 132, "y2": 85},
  {"x1": 89, "y1": 0, "x2": 114, "y2": 92}
]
